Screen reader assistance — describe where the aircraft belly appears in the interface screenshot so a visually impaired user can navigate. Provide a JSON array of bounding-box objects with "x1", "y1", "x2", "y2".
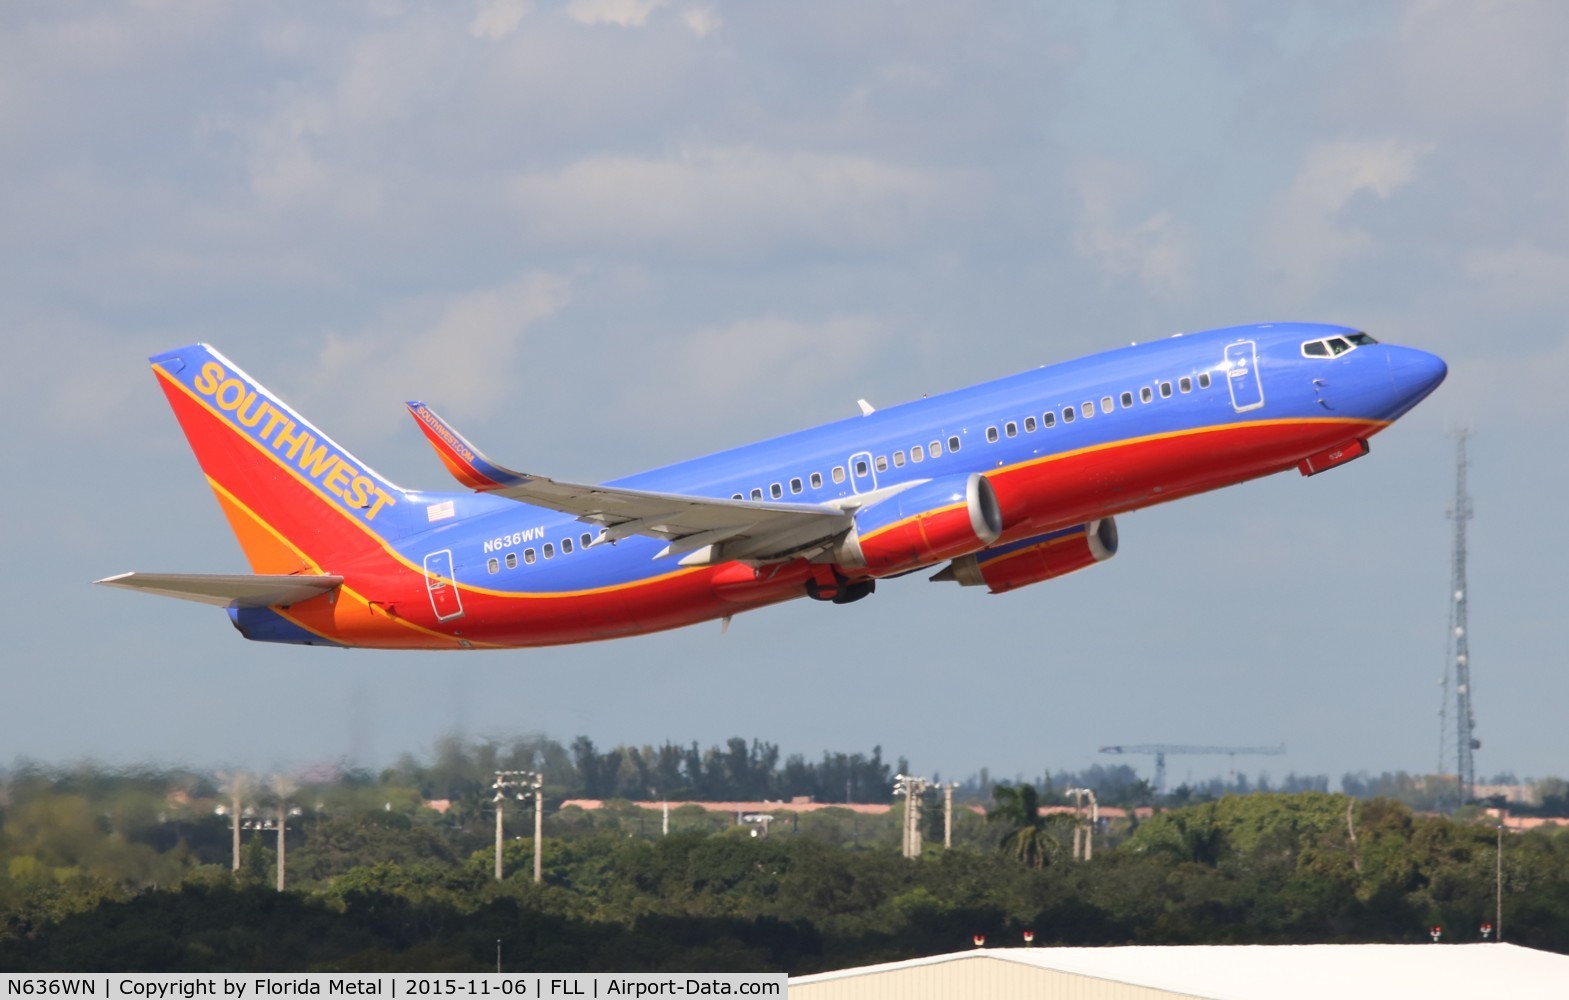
[{"x1": 988, "y1": 419, "x2": 1384, "y2": 540}]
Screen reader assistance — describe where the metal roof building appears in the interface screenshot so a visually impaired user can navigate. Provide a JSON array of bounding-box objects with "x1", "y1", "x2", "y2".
[{"x1": 788, "y1": 943, "x2": 1569, "y2": 999}]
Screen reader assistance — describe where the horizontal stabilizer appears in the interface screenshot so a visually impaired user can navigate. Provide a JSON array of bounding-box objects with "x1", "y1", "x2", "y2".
[{"x1": 94, "y1": 572, "x2": 343, "y2": 608}]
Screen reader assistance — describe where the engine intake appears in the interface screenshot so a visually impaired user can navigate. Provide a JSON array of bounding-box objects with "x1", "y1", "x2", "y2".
[{"x1": 834, "y1": 473, "x2": 1002, "y2": 578}]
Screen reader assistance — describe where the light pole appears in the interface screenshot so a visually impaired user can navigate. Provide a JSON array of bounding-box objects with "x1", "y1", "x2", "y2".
[
  {"x1": 216, "y1": 771, "x2": 252, "y2": 872},
  {"x1": 893, "y1": 774, "x2": 930, "y2": 859},
  {"x1": 494, "y1": 770, "x2": 545, "y2": 882},
  {"x1": 270, "y1": 776, "x2": 299, "y2": 892},
  {"x1": 1065, "y1": 787, "x2": 1097, "y2": 861},
  {"x1": 941, "y1": 782, "x2": 958, "y2": 850},
  {"x1": 1495, "y1": 819, "x2": 1504, "y2": 942}
]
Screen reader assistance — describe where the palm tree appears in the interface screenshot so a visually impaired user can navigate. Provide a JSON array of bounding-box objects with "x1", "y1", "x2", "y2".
[{"x1": 988, "y1": 782, "x2": 1066, "y2": 869}]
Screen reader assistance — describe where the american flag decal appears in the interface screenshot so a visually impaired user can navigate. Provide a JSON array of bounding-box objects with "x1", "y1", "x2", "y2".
[{"x1": 426, "y1": 500, "x2": 456, "y2": 522}]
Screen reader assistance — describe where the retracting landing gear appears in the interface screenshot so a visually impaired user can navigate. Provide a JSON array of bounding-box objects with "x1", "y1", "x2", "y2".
[{"x1": 805, "y1": 566, "x2": 877, "y2": 605}]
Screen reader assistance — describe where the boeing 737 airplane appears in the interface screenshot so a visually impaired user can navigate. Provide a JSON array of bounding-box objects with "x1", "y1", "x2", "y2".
[{"x1": 97, "y1": 323, "x2": 1446, "y2": 649}]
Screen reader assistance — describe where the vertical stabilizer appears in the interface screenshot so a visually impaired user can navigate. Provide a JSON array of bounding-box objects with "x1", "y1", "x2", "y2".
[{"x1": 149, "y1": 345, "x2": 426, "y2": 575}]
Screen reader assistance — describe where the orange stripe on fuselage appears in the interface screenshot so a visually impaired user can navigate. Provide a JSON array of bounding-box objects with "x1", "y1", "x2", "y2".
[{"x1": 985, "y1": 416, "x2": 1386, "y2": 542}]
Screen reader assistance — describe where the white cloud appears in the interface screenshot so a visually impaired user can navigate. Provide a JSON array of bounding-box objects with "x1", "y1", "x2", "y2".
[
  {"x1": 297, "y1": 272, "x2": 574, "y2": 436},
  {"x1": 1258, "y1": 138, "x2": 1430, "y2": 298},
  {"x1": 470, "y1": 0, "x2": 531, "y2": 40},
  {"x1": 507, "y1": 147, "x2": 942, "y2": 256},
  {"x1": 1072, "y1": 160, "x2": 1195, "y2": 299},
  {"x1": 681, "y1": 5, "x2": 719, "y2": 37},
  {"x1": 564, "y1": 0, "x2": 668, "y2": 28}
]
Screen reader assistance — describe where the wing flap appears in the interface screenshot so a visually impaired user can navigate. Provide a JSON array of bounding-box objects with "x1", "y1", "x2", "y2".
[{"x1": 94, "y1": 572, "x2": 344, "y2": 608}]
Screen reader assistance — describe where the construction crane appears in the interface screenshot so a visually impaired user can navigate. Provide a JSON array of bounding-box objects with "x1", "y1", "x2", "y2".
[{"x1": 1098, "y1": 744, "x2": 1286, "y2": 795}]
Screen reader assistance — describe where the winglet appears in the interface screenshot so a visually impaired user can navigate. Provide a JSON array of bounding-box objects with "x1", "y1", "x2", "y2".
[
  {"x1": 405, "y1": 401, "x2": 527, "y2": 492},
  {"x1": 857, "y1": 399, "x2": 876, "y2": 416}
]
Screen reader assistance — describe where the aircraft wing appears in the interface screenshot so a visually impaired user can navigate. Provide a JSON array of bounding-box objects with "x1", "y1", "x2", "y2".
[
  {"x1": 94, "y1": 572, "x2": 344, "y2": 608},
  {"x1": 405, "y1": 401, "x2": 853, "y2": 563}
]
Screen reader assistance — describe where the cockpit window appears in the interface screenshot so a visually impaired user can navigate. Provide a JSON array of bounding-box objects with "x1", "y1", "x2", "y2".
[{"x1": 1302, "y1": 332, "x2": 1376, "y2": 358}]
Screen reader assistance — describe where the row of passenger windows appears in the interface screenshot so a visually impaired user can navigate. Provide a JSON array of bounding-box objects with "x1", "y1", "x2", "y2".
[
  {"x1": 726, "y1": 371, "x2": 1213, "y2": 505},
  {"x1": 982, "y1": 371, "x2": 1212, "y2": 443},
  {"x1": 486, "y1": 530, "x2": 602, "y2": 574},
  {"x1": 730, "y1": 435, "x2": 967, "y2": 502},
  {"x1": 490, "y1": 370, "x2": 1219, "y2": 569}
]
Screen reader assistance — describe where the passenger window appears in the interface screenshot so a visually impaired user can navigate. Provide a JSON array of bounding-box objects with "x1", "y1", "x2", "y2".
[
  {"x1": 1160, "y1": 381, "x2": 1173, "y2": 398},
  {"x1": 930, "y1": 440, "x2": 942, "y2": 457},
  {"x1": 811, "y1": 472, "x2": 823, "y2": 488},
  {"x1": 1179, "y1": 376, "x2": 1192, "y2": 393},
  {"x1": 1043, "y1": 411, "x2": 1055, "y2": 428},
  {"x1": 750, "y1": 488, "x2": 763, "y2": 501},
  {"x1": 948, "y1": 435, "x2": 961, "y2": 452},
  {"x1": 1005, "y1": 421, "x2": 1018, "y2": 438},
  {"x1": 561, "y1": 537, "x2": 573, "y2": 554},
  {"x1": 1198, "y1": 372, "x2": 1211, "y2": 389},
  {"x1": 892, "y1": 451, "x2": 905, "y2": 468},
  {"x1": 911, "y1": 444, "x2": 925, "y2": 463},
  {"x1": 876, "y1": 456, "x2": 888, "y2": 472},
  {"x1": 1063, "y1": 406, "x2": 1076, "y2": 423},
  {"x1": 1024, "y1": 416, "x2": 1036, "y2": 433},
  {"x1": 1121, "y1": 391, "x2": 1133, "y2": 408},
  {"x1": 505, "y1": 552, "x2": 518, "y2": 569},
  {"x1": 543, "y1": 543, "x2": 555, "y2": 559},
  {"x1": 1082, "y1": 401, "x2": 1094, "y2": 419},
  {"x1": 790, "y1": 477, "x2": 803, "y2": 493},
  {"x1": 582, "y1": 533, "x2": 592, "y2": 548},
  {"x1": 986, "y1": 426, "x2": 999, "y2": 443},
  {"x1": 833, "y1": 466, "x2": 846, "y2": 484},
  {"x1": 770, "y1": 483, "x2": 783, "y2": 499},
  {"x1": 1141, "y1": 386, "x2": 1153, "y2": 403},
  {"x1": 524, "y1": 548, "x2": 536, "y2": 565},
  {"x1": 487, "y1": 558, "x2": 499, "y2": 574},
  {"x1": 1101, "y1": 396, "x2": 1113, "y2": 414},
  {"x1": 855, "y1": 459, "x2": 868, "y2": 477},
  {"x1": 732, "y1": 493, "x2": 743, "y2": 501}
]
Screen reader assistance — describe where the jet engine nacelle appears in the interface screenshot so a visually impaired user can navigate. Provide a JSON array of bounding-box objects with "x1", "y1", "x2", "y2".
[
  {"x1": 932, "y1": 518, "x2": 1118, "y2": 593},
  {"x1": 834, "y1": 473, "x2": 1003, "y2": 578}
]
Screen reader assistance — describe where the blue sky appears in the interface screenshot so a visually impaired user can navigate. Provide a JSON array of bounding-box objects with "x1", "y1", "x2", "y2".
[{"x1": 3, "y1": 1, "x2": 1567, "y2": 791}]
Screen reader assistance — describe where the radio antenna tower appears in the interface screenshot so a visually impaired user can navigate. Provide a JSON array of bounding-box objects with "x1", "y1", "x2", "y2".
[{"x1": 1440, "y1": 429, "x2": 1478, "y2": 806}]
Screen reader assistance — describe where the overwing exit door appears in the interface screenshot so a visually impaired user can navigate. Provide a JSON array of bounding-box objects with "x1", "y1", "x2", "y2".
[
  {"x1": 848, "y1": 450, "x2": 877, "y2": 494},
  {"x1": 423, "y1": 549, "x2": 465, "y2": 622},
  {"x1": 1224, "y1": 341, "x2": 1264, "y2": 413}
]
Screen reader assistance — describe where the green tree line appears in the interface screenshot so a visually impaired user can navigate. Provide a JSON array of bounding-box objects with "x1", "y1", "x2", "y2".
[{"x1": 1, "y1": 740, "x2": 1566, "y2": 970}]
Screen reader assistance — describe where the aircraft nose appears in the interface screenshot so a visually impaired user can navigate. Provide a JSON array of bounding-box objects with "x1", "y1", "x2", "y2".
[{"x1": 1387, "y1": 346, "x2": 1448, "y2": 407}]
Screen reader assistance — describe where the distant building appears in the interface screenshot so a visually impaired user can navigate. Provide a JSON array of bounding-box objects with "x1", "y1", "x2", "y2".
[{"x1": 1473, "y1": 783, "x2": 1540, "y2": 806}]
